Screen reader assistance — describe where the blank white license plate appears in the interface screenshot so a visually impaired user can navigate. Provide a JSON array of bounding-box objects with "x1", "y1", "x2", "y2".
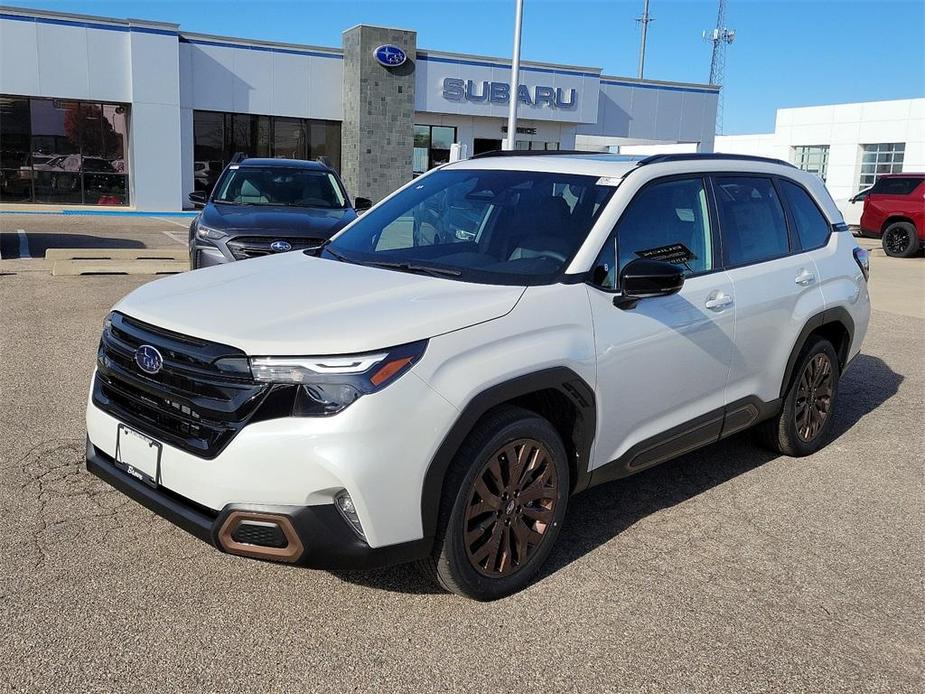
[{"x1": 114, "y1": 424, "x2": 162, "y2": 487}]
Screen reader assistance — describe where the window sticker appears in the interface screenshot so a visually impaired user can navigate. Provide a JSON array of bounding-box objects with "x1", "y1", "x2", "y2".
[
  {"x1": 595, "y1": 176, "x2": 623, "y2": 187},
  {"x1": 635, "y1": 242, "x2": 697, "y2": 266}
]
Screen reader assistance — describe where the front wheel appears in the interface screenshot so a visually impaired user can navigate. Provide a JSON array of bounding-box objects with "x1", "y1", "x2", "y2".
[
  {"x1": 756, "y1": 336, "x2": 841, "y2": 457},
  {"x1": 882, "y1": 221, "x2": 920, "y2": 258},
  {"x1": 419, "y1": 406, "x2": 569, "y2": 600}
]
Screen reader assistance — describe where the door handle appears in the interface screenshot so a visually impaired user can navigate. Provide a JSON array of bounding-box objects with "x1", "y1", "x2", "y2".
[
  {"x1": 795, "y1": 269, "x2": 817, "y2": 286},
  {"x1": 705, "y1": 291, "x2": 734, "y2": 311}
]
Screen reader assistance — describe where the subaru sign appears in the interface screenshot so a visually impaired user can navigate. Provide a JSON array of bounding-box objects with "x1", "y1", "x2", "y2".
[
  {"x1": 442, "y1": 78, "x2": 577, "y2": 110},
  {"x1": 373, "y1": 44, "x2": 407, "y2": 68}
]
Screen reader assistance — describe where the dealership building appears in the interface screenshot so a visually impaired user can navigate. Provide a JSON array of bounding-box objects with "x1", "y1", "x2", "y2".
[
  {"x1": 0, "y1": 5, "x2": 719, "y2": 211},
  {"x1": 618, "y1": 98, "x2": 925, "y2": 220}
]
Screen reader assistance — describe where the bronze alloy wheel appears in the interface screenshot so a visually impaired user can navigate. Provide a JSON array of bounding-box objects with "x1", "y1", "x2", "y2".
[
  {"x1": 464, "y1": 438, "x2": 559, "y2": 577},
  {"x1": 795, "y1": 352, "x2": 834, "y2": 442}
]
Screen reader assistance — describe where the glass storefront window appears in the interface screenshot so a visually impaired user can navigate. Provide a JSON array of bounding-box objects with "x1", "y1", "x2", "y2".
[
  {"x1": 192, "y1": 110, "x2": 342, "y2": 195},
  {"x1": 0, "y1": 95, "x2": 129, "y2": 205},
  {"x1": 412, "y1": 124, "x2": 457, "y2": 174}
]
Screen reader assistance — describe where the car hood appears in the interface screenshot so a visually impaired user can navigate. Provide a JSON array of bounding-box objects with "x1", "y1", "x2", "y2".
[
  {"x1": 201, "y1": 203, "x2": 356, "y2": 238},
  {"x1": 114, "y1": 252, "x2": 526, "y2": 355}
]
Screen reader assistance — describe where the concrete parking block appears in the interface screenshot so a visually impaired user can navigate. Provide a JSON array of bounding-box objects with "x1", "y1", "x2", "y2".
[
  {"x1": 45, "y1": 248, "x2": 188, "y2": 262},
  {"x1": 52, "y1": 258, "x2": 188, "y2": 276}
]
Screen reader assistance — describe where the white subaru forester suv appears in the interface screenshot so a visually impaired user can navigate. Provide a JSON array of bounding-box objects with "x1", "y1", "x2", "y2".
[{"x1": 86, "y1": 152, "x2": 870, "y2": 600}]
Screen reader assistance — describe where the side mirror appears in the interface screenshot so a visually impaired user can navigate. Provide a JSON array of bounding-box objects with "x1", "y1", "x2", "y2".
[
  {"x1": 354, "y1": 197, "x2": 372, "y2": 212},
  {"x1": 188, "y1": 191, "x2": 207, "y2": 208},
  {"x1": 614, "y1": 259, "x2": 685, "y2": 309}
]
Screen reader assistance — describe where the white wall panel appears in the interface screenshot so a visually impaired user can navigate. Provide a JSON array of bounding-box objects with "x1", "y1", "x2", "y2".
[
  {"x1": 35, "y1": 23, "x2": 90, "y2": 98},
  {"x1": 86, "y1": 27, "x2": 130, "y2": 102},
  {"x1": 0, "y1": 18, "x2": 39, "y2": 96},
  {"x1": 231, "y1": 47, "x2": 274, "y2": 114},
  {"x1": 272, "y1": 52, "x2": 310, "y2": 116},
  {"x1": 307, "y1": 56, "x2": 343, "y2": 121},
  {"x1": 130, "y1": 102, "x2": 182, "y2": 210}
]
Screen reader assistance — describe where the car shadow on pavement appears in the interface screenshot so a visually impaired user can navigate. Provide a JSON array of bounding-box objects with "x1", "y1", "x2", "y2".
[
  {"x1": 0, "y1": 232, "x2": 145, "y2": 259},
  {"x1": 332, "y1": 354, "x2": 902, "y2": 596}
]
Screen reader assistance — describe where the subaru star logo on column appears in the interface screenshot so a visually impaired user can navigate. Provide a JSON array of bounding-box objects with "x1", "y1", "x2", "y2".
[
  {"x1": 134, "y1": 345, "x2": 163, "y2": 375},
  {"x1": 373, "y1": 44, "x2": 407, "y2": 67}
]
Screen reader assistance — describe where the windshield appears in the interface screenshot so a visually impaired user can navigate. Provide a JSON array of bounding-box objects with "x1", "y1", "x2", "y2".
[
  {"x1": 213, "y1": 166, "x2": 347, "y2": 208},
  {"x1": 326, "y1": 169, "x2": 616, "y2": 285}
]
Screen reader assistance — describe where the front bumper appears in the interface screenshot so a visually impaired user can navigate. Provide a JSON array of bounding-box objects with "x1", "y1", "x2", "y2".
[{"x1": 86, "y1": 438, "x2": 430, "y2": 569}]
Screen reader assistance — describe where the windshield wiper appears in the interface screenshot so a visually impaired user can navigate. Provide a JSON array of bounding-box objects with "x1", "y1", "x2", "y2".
[
  {"x1": 315, "y1": 240, "x2": 351, "y2": 263},
  {"x1": 363, "y1": 260, "x2": 462, "y2": 278}
]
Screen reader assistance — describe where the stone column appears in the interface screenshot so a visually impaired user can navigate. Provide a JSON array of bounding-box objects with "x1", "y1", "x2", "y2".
[{"x1": 341, "y1": 25, "x2": 416, "y2": 203}]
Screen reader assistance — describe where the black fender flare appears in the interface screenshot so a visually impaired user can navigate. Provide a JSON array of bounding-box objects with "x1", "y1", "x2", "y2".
[
  {"x1": 779, "y1": 306, "x2": 855, "y2": 398},
  {"x1": 419, "y1": 367, "x2": 596, "y2": 541}
]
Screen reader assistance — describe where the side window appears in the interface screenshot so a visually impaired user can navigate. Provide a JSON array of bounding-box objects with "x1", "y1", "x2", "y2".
[
  {"x1": 779, "y1": 179, "x2": 831, "y2": 251},
  {"x1": 592, "y1": 177, "x2": 714, "y2": 290},
  {"x1": 714, "y1": 177, "x2": 790, "y2": 267}
]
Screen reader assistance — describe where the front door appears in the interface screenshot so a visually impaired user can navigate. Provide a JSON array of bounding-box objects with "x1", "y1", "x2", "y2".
[{"x1": 588, "y1": 176, "x2": 735, "y2": 471}]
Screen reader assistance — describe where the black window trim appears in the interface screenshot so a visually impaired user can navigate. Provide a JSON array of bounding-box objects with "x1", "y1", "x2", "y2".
[
  {"x1": 774, "y1": 175, "x2": 834, "y2": 254},
  {"x1": 587, "y1": 172, "x2": 724, "y2": 295},
  {"x1": 711, "y1": 173, "x2": 794, "y2": 271}
]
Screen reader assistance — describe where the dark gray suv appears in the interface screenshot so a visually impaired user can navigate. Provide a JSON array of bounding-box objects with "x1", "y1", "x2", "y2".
[{"x1": 187, "y1": 158, "x2": 370, "y2": 269}]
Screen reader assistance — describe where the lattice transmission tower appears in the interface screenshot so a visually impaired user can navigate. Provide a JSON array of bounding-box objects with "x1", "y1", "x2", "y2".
[{"x1": 703, "y1": 0, "x2": 735, "y2": 134}]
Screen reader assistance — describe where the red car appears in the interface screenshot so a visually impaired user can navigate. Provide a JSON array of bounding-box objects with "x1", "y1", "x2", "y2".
[{"x1": 859, "y1": 173, "x2": 925, "y2": 257}]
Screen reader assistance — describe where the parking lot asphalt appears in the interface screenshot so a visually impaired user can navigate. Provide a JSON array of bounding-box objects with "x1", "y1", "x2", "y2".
[
  {"x1": 0, "y1": 214, "x2": 189, "y2": 261},
  {"x1": 0, "y1": 239, "x2": 923, "y2": 692}
]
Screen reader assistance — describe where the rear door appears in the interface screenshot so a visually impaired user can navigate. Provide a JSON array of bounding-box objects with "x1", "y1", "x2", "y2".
[{"x1": 714, "y1": 175, "x2": 825, "y2": 406}]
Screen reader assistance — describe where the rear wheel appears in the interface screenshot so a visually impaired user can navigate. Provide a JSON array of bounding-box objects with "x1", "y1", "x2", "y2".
[
  {"x1": 419, "y1": 406, "x2": 569, "y2": 600},
  {"x1": 756, "y1": 336, "x2": 841, "y2": 457},
  {"x1": 882, "y1": 221, "x2": 920, "y2": 258}
]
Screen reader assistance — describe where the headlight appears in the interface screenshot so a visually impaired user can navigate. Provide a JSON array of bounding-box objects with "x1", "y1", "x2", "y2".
[
  {"x1": 249, "y1": 340, "x2": 427, "y2": 416},
  {"x1": 196, "y1": 224, "x2": 227, "y2": 241}
]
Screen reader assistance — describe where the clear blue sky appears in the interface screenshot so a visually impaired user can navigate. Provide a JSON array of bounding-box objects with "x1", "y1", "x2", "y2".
[{"x1": 6, "y1": 0, "x2": 924, "y2": 134}]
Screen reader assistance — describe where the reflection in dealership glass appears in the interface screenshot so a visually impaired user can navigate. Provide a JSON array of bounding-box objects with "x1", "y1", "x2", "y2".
[
  {"x1": 326, "y1": 169, "x2": 616, "y2": 285},
  {"x1": 0, "y1": 96, "x2": 128, "y2": 204}
]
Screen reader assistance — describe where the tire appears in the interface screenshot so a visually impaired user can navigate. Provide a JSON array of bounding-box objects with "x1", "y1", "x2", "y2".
[
  {"x1": 882, "y1": 222, "x2": 920, "y2": 258},
  {"x1": 418, "y1": 405, "x2": 569, "y2": 600},
  {"x1": 756, "y1": 336, "x2": 841, "y2": 457}
]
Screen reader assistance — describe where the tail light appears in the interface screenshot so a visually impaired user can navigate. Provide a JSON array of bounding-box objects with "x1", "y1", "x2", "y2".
[{"x1": 853, "y1": 246, "x2": 870, "y2": 281}]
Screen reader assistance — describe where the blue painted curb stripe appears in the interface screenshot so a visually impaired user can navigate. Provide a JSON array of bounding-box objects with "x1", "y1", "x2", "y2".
[{"x1": 0, "y1": 209, "x2": 197, "y2": 217}]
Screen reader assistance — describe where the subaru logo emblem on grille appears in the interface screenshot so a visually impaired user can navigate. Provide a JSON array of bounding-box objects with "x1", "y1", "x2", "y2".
[
  {"x1": 134, "y1": 344, "x2": 163, "y2": 375},
  {"x1": 373, "y1": 44, "x2": 407, "y2": 67},
  {"x1": 270, "y1": 240, "x2": 292, "y2": 253}
]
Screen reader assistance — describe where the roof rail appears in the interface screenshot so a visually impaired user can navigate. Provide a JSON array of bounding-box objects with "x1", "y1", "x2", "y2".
[
  {"x1": 637, "y1": 153, "x2": 796, "y2": 168},
  {"x1": 469, "y1": 149, "x2": 636, "y2": 160}
]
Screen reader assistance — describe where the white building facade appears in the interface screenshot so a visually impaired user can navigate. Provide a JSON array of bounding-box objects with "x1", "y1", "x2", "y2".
[
  {"x1": 617, "y1": 98, "x2": 925, "y2": 220},
  {"x1": 0, "y1": 5, "x2": 720, "y2": 211}
]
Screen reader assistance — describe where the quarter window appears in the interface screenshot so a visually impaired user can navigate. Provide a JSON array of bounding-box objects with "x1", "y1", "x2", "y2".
[
  {"x1": 714, "y1": 177, "x2": 790, "y2": 267},
  {"x1": 592, "y1": 177, "x2": 713, "y2": 290},
  {"x1": 869, "y1": 176, "x2": 922, "y2": 196},
  {"x1": 779, "y1": 180, "x2": 830, "y2": 251}
]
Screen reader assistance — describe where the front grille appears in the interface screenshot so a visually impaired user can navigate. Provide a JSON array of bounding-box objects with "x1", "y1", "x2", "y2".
[
  {"x1": 227, "y1": 235, "x2": 326, "y2": 260},
  {"x1": 93, "y1": 312, "x2": 270, "y2": 458}
]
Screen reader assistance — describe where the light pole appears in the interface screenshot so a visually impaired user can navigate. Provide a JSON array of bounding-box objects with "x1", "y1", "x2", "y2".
[{"x1": 503, "y1": 0, "x2": 525, "y2": 150}]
